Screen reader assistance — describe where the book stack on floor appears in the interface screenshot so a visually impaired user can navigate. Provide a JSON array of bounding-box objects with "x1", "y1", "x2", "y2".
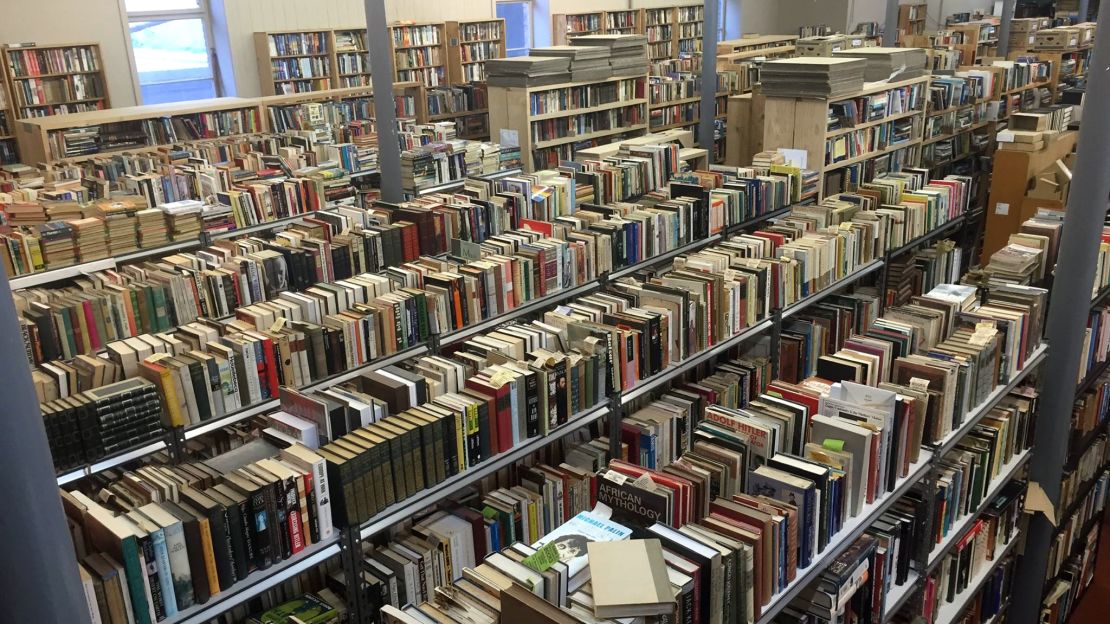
[
  {"x1": 485, "y1": 56, "x2": 572, "y2": 88},
  {"x1": 759, "y1": 57, "x2": 868, "y2": 98},
  {"x1": 567, "y1": 34, "x2": 650, "y2": 77},
  {"x1": 831, "y1": 47, "x2": 929, "y2": 82},
  {"x1": 531, "y1": 45, "x2": 612, "y2": 83},
  {"x1": 62, "y1": 439, "x2": 335, "y2": 624},
  {"x1": 94, "y1": 197, "x2": 145, "y2": 256}
]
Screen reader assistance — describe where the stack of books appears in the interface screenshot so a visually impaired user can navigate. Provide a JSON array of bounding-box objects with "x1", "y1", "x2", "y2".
[
  {"x1": 760, "y1": 57, "x2": 868, "y2": 98},
  {"x1": 135, "y1": 207, "x2": 170, "y2": 248},
  {"x1": 37, "y1": 221, "x2": 76, "y2": 269},
  {"x1": 485, "y1": 56, "x2": 572, "y2": 88},
  {"x1": 69, "y1": 217, "x2": 109, "y2": 262},
  {"x1": 831, "y1": 47, "x2": 929, "y2": 81},
  {"x1": 160, "y1": 199, "x2": 204, "y2": 242},
  {"x1": 568, "y1": 34, "x2": 650, "y2": 77},
  {"x1": 530, "y1": 45, "x2": 612, "y2": 82}
]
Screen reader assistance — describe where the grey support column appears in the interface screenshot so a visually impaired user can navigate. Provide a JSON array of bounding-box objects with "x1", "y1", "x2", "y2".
[
  {"x1": 0, "y1": 265, "x2": 91, "y2": 624},
  {"x1": 698, "y1": 0, "x2": 719, "y2": 162},
  {"x1": 365, "y1": 0, "x2": 403, "y2": 202},
  {"x1": 1079, "y1": 0, "x2": 1090, "y2": 22},
  {"x1": 998, "y1": 0, "x2": 1017, "y2": 57},
  {"x1": 1010, "y1": 8, "x2": 1110, "y2": 624},
  {"x1": 883, "y1": 0, "x2": 900, "y2": 46}
]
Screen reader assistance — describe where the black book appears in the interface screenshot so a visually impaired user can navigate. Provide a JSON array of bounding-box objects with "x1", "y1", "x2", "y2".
[
  {"x1": 218, "y1": 472, "x2": 269, "y2": 570},
  {"x1": 178, "y1": 487, "x2": 237, "y2": 589},
  {"x1": 206, "y1": 486, "x2": 252, "y2": 581}
]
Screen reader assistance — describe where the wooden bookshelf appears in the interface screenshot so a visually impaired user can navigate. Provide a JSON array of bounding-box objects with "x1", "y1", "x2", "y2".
[
  {"x1": 0, "y1": 70, "x2": 16, "y2": 164},
  {"x1": 645, "y1": 7, "x2": 676, "y2": 61},
  {"x1": 487, "y1": 73, "x2": 649, "y2": 171},
  {"x1": 2, "y1": 42, "x2": 110, "y2": 120},
  {"x1": 446, "y1": 19, "x2": 506, "y2": 84},
  {"x1": 675, "y1": 5, "x2": 705, "y2": 58},
  {"x1": 605, "y1": 9, "x2": 644, "y2": 35},
  {"x1": 898, "y1": 3, "x2": 928, "y2": 41},
  {"x1": 761, "y1": 76, "x2": 930, "y2": 198},
  {"x1": 389, "y1": 22, "x2": 449, "y2": 88},
  {"x1": 715, "y1": 34, "x2": 799, "y2": 94},
  {"x1": 552, "y1": 11, "x2": 605, "y2": 46},
  {"x1": 14, "y1": 97, "x2": 265, "y2": 164},
  {"x1": 13, "y1": 84, "x2": 423, "y2": 165},
  {"x1": 1008, "y1": 46, "x2": 1093, "y2": 103},
  {"x1": 418, "y1": 84, "x2": 490, "y2": 139},
  {"x1": 254, "y1": 30, "x2": 333, "y2": 96},
  {"x1": 333, "y1": 28, "x2": 371, "y2": 88}
]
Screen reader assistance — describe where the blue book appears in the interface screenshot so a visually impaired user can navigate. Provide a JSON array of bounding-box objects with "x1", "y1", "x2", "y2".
[{"x1": 749, "y1": 464, "x2": 817, "y2": 567}]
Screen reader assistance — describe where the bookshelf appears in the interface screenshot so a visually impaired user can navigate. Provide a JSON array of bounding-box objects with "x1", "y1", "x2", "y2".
[
  {"x1": 446, "y1": 18, "x2": 506, "y2": 84},
  {"x1": 1008, "y1": 46, "x2": 1094, "y2": 103},
  {"x1": 1, "y1": 42, "x2": 110, "y2": 120},
  {"x1": 388, "y1": 21, "x2": 449, "y2": 88},
  {"x1": 605, "y1": 9, "x2": 643, "y2": 35},
  {"x1": 253, "y1": 30, "x2": 333, "y2": 96},
  {"x1": 675, "y1": 4, "x2": 705, "y2": 58},
  {"x1": 332, "y1": 27, "x2": 371, "y2": 88},
  {"x1": 0, "y1": 72, "x2": 15, "y2": 164},
  {"x1": 645, "y1": 7, "x2": 676, "y2": 61},
  {"x1": 715, "y1": 34, "x2": 799, "y2": 94},
  {"x1": 418, "y1": 84, "x2": 489, "y2": 139},
  {"x1": 551, "y1": 11, "x2": 605, "y2": 46},
  {"x1": 920, "y1": 74, "x2": 994, "y2": 183},
  {"x1": 898, "y1": 3, "x2": 928, "y2": 41},
  {"x1": 487, "y1": 73, "x2": 649, "y2": 171},
  {"x1": 13, "y1": 97, "x2": 265, "y2": 164},
  {"x1": 761, "y1": 75, "x2": 930, "y2": 198},
  {"x1": 12, "y1": 84, "x2": 421, "y2": 165}
]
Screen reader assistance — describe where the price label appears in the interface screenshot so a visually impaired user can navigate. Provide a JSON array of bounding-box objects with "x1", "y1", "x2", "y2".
[{"x1": 909, "y1": 377, "x2": 930, "y2": 392}]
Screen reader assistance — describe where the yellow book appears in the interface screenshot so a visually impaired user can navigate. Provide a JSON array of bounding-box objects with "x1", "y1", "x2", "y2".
[{"x1": 137, "y1": 356, "x2": 187, "y2": 427}]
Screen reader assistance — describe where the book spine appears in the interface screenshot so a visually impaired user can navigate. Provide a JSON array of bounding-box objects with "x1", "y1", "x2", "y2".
[
  {"x1": 162, "y1": 522, "x2": 194, "y2": 610},
  {"x1": 138, "y1": 534, "x2": 168, "y2": 620}
]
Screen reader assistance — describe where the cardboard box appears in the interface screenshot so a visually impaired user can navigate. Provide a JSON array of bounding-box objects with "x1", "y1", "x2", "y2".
[
  {"x1": 1076, "y1": 22, "x2": 1096, "y2": 43},
  {"x1": 1001, "y1": 141, "x2": 1046, "y2": 152},
  {"x1": 1035, "y1": 28, "x2": 1080, "y2": 50},
  {"x1": 1027, "y1": 158, "x2": 1072, "y2": 201},
  {"x1": 1011, "y1": 112, "x2": 1052, "y2": 132},
  {"x1": 795, "y1": 35, "x2": 847, "y2": 57},
  {"x1": 1010, "y1": 18, "x2": 1040, "y2": 33},
  {"x1": 998, "y1": 129, "x2": 1044, "y2": 144}
]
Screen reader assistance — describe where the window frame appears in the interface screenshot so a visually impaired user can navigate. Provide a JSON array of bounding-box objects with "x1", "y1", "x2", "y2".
[
  {"x1": 121, "y1": 0, "x2": 223, "y2": 104},
  {"x1": 496, "y1": 0, "x2": 534, "y2": 57}
]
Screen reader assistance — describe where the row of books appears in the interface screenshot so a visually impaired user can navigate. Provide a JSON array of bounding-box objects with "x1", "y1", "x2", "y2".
[
  {"x1": 46, "y1": 107, "x2": 266, "y2": 160},
  {"x1": 270, "y1": 57, "x2": 331, "y2": 81},
  {"x1": 391, "y1": 24, "x2": 442, "y2": 47},
  {"x1": 826, "y1": 117, "x2": 920, "y2": 164},
  {"x1": 528, "y1": 79, "x2": 645, "y2": 117},
  {"x1": 426, "y1": 85, "x2": 488, "y2": 118},
  {"x1": 917, "y1": 482, "x2": 1024, "y2": 623},
  {"x1": 828, "y1": 82, "x2": 926, "y2": 130},
  {"x1": 1059, "y1": 435, "x2": 1109, "y2": 517},
  {"x1": 1047, "y1": 469, "x2": 1109, "y2": 586},
  {"x1": 530, "y1": 106, "x2": 647, "y2": 143},
  {"x1": 6, "y1": 45, "x2": 101, "y2": 77},
  {"x1": 14, "y1": 74, "x2": 104, "y2": 107},
  {"x1": 928, "y1": 388, "x2": 1036, "y2": 548},
  {"x1": 266, "y1": 32, "x2": 330, "y2": 56},
  {"x1": 274, "y1": 78, "x2": 333, "y2": 95},
  {"x1": 64, "y1": 440, "x2": 335, "y2": 623}
]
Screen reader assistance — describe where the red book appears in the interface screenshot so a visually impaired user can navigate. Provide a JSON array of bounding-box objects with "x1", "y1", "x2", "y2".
[
  {"x1": 465, "y1": 377, "x2": 511, "y2": 454},
  {"x1": 245, "y1": 332, "x2": 280, "y2": 399}
]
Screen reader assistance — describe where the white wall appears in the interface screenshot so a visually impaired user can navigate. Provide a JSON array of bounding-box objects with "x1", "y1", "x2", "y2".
[{"x1": 0, "y1": 0, "x2": 139, "y2": 107}]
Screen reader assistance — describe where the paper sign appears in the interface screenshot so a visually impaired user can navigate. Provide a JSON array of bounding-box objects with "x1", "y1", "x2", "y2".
[
  {"x1": 499, "y1": 128, "x2": 519, "y2": 148},
  {"x1": 522, "y1": 542, "x2": 560, "y2": 572},
  {"x1": 777, "y1": 148, "x2": 808, "y2": 169},
  {"x1": 909, "y1": 377, "x2": 930, "y2": 392},
  {"x1": 270, "y1": 317, "x2": 286, "y2": 332},
  {"x1": 1024, "y1": 481, "x2": 1057, "y2": 526},
  {"x1": 995, "y1": 202, "x2": 1010, "y2": 216}
]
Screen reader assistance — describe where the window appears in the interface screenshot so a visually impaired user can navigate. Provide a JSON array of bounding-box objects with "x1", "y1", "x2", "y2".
[
  {"x1": 497, "y1": 0, "x2": 533, "y2": 57},
  {"x1": 125, "y1": 0, "x2": 220, "y2": 104}
]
